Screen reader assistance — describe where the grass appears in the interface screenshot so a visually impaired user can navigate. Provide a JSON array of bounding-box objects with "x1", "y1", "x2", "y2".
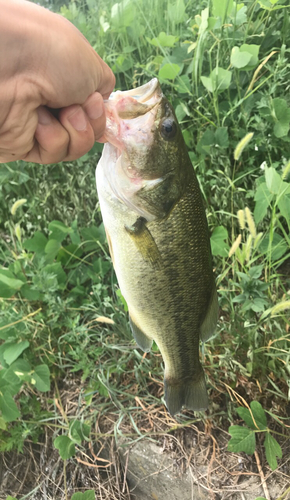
[{"x1": 1, "y1": 0, "x2": 290, "y2": 498}]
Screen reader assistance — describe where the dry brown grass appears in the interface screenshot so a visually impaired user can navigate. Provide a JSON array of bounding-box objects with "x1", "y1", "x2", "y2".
[{"x1": 0, "y1": 373, "x2": 289, "y2": 500}]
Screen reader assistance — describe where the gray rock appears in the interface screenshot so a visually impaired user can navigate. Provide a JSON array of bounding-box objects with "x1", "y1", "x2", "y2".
[{"x1": 118, "y1": 440, "x2": 207, "y2": 500}]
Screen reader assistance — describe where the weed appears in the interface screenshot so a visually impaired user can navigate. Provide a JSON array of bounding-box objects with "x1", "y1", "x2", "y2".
[{"x1": 1, "y1": 0, "x2": 290, "y2": 497}]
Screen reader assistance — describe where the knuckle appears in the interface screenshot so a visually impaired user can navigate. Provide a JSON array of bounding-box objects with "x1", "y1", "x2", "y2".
[{"x1": 67, "y1": 129, "x2": 95, "y2": 160}]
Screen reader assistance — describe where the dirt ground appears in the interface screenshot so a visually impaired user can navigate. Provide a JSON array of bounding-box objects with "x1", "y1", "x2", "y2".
[{"x1": 0, "y1": 375, "x2": 290, "y2": 500}]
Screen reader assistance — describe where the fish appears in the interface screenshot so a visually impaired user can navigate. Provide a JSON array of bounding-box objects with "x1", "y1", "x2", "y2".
[{"x1": 96, "y1": 78, "x2": 218, "y2": 415}]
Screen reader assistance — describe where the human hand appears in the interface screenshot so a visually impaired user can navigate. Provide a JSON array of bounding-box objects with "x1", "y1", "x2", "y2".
[{"x1": 0, "y1": 0, "x2": 115, "y2": 164}]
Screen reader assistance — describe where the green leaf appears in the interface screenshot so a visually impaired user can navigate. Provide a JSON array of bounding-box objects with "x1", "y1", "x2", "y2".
[
  {"x1": 259, "y1": 232, "x2": 288, "y2": 261},
  {"x1": 195, "y1": 7, "x2": 209, "y2": 35},
  {"x1": 227, "y1": 426, "x2": 256, "y2": 454},
  {"x1": 69, "y1": 419, "x2": 91, "y2": 445},
  {"x1": 80, "y1": 225, "x2": 106, "y2": 251},
  {"x1": 0, "y1": 417, "x2": 7, "y2": 430},
  {"x1": 248, "y1": 265, "x2": 264, "y2": 280},
  {"x1": 54, "y1": 435, "x2": 76, "y2": 459},
  {"x1": 265, "y1": 166, "x2": 283, "y2": 195},
  {"x1": 113, "y1": 54, "x2": 134, "y2": 73},
  {"x1": 23, "y1": 231, "x2": 48, "y2": 253},
  {"x1": 0, "y1": 269, "x2": 24, "y2": 296},
  {"x1": 176, "y1": 74, "x2": 191, "y2": 94},
  {"x1": 6, "y1": 359, "x2": 31, "y2": 384},
  {"x1": 0, "y1": 366, "x2": 22, "y2": 395},
  {"x1": 6, "y1": 496, "x2": 19, "y2": 500},
  {"x1": 20, "y1": 284, "x2": 40, "y2": 301},
  {"x1": 272, "y1": 98, "x2": 290, "y2": 138},
  {"x1": 212, "y1": 0, "x2": 233, "y2": 20},
  {"x1": 231, "y1": 46, "x2": 252, "y2": 68},
  {"x1": 11, "y1": 359, "x2": 31, "y2": 373},
  {"x1": 274, "y1": 121, "x2": 290, "y2": 138},
  {"x1": 254, "y1": 182, "x2": 274, "y2": 224},
  {"x1": 71, "y1": 491, "x2": 95, "y2": 500},
  {"x1": 3, "y1": 340, "x2": 30, "y2": 365},
  {"x1": 237, "y1": 402, "x2": 267, "y2": 430},
  {"x1": 197, "y1": 129, "x2": 215, "y2": 154},
  {"x1": 235, "y1": 5, "x2": 247, "y2": 25},
  {"x1": 48, "y1": 220, "x2": 72, "y2": 242},
  {"x1": 239, "y1": 44, "x2": 260, "y2": 70},
  {"x1": 158, "y1": 63, "x2": 181, "y2": 80},
  {"x1": 116, "y1": 289, "x2": 128, "y2": 312},
  {"x1": 111, "y1": 0, "x2": 136, "y2": 28},
  {"x1": 264, "y1": 433, "x2": 282, "y2": 470},
  {"x1": 272, "y1": 98, "x2": 290, "y2": 122},
  {"x1": 148, "y1": 32, "x2": 179, "y2": 47},
  {"x1": 0, "y1": 324, "x2": 17, "y2": 341},
  {"x1": 236, "y1": 407, "x2": 257, "y2": 429},
  {"x1": 175, "y1": 104, "x2": 187, "y2": 122},
  {"x1": 92, "y1": 258, "x2": 111, "y2": 278},
  {"x1": 48, "y1": 220, "x2": 71, "y2": 233},
  {"x1": 32, "y1": 364, "x2": 50, "y2": 392},
  {"x1": 258, "y1": 0, "x2": 287, "y2": 9},
  {"x1": 210, "y1": 226, "x2": 229, "y2": 257},
  {"x1": 215, "y1": 127, "x2": 229, "y2": 148},
  {"x1": 45, "y1": 239, "x2": 61, "y2": 258},
  {"x1": 201, "y1": 67, "x2": 232, "y2": 93},
  {"x1": 43, "y1": 263, "x2": 67, "y2": 287},
  {"x1": 0, "y1": 391, "x2": 20, "y2": 422},
  {"x1": 168, "y1": 0, "x2": 186, "y2": 24},
  {"x1": 277, "y1": 194, "x2": 290, "y2": 227}
]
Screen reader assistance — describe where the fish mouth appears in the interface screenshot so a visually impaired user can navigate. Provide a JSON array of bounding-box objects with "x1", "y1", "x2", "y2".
[
  {"x1": 103, "y1": 78, "x2": 163, "y2": 148},
  {"x1": 101, "y1": 79, "x2": 165, "y2": 219},
  {"x1": 108, "y1": 78, "x2": 162, "y2": 105}
]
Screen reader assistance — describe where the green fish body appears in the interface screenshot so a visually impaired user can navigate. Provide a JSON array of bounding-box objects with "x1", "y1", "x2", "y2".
[{"x1": 96, "y1": 79, "x2": 218, "y2": 415}]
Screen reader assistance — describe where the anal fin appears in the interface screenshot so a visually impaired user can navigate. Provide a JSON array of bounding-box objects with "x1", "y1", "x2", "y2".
[{"x1": 129, "y1": 314, "x2": 152, "y2": 353}]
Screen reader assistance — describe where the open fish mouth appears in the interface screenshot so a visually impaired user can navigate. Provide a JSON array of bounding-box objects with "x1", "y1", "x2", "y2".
[
  {"x1": 103, "y1": 78, "x2": 163, "y2": 148},
  {"x1": 107, "y1": 78, "x2": 162, "y2": 105}
]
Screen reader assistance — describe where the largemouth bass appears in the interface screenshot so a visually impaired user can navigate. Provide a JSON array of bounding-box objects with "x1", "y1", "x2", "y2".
[{"x1": 96, "y1": 78, "x2": 218, "y2": 415}]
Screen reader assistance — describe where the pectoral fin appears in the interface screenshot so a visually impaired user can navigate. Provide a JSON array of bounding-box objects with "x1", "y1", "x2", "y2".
[
  {"x1": 125, "y1": 217, "x2": 161, "y2": 268},
  {"x1": 129, "y1": 314, "x2": 152, "y2": 352},
  {"x1": 200, "y1": 285, "x2": 219, "y2": 342}
]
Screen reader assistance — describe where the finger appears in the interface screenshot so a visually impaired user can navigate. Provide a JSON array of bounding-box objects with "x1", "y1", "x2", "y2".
[
  {"x1": 54, "y1": 14, "x2": 115, "y2": 100},
  {"x1": 93, "y1": 53, "x2": 116, "y2": 99},
  {"x1": 58, "y1": 104, "x2": 95, "y2": 160},
  {"x1": 82, "y1": 92, "x2": 106, "y2": 141},
  {"x1": 23, "y1": 106, "x2": 70, "y2": 164}
]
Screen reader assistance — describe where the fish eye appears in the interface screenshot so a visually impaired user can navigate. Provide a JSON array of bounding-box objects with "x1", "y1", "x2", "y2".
[{"x1": 160, "y1": 118, "x2": 177, "y2": 140}]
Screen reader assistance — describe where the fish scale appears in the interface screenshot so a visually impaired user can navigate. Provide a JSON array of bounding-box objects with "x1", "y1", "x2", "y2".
[{"x1": 96, "y1": 78, "x2": 218, "y2": 415}]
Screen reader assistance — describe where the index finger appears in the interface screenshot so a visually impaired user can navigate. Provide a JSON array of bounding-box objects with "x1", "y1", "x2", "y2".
[{"x1": 93, "y1": 52, "x2": 115, "y2": 99}]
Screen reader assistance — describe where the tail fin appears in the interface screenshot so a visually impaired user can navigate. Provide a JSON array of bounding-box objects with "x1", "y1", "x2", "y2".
[{"x1": 164, "y1": 369, "x2": 209, "y2": 416}]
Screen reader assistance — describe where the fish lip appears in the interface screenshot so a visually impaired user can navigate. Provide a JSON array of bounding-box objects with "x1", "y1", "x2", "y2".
[
  {"x1": 103, "y1": 78, "x2": 163, "y2": 150},
  {"x1": 107, "y1": 78, "x2": 162, "y2": 104}
]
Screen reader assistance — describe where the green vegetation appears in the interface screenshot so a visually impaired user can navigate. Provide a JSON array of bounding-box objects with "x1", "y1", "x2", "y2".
[{"x1": 1, "y1": 0, "x2": 290, "y2": 497}]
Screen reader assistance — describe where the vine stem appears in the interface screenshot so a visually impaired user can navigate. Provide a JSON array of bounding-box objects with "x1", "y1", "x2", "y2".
[
  {"x1": 277, "y1": 485, "x2": 290, "y2": 500},
  {"x1": 254, "y1": 450, "x2": 270, "y2": 500},
  {"x1": 64, "y1": 459, "x2": 68, "y2": 500}
]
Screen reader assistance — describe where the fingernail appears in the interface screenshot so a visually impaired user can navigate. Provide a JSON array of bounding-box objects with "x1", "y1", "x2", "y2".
[
  {"x1": 85, "y1": 99, "x2": 104, "y2": 120},
  {"x1": 67, "y1": 106, "x2": 87, "y2": 131},
  {"x1": 37, "y1": 107, "x2": 52, "y2": 125}
]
